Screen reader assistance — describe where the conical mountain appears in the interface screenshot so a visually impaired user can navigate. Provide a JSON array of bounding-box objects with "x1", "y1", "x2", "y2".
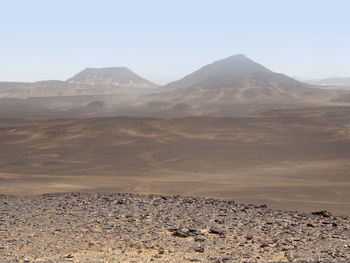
[
  {"x1": 166, "y1": 54, "x2": 273, "y2": 89},
  {"x1": 160, "y1": 54, "x2": 316, "y2": 104},
  {"x1": 66, "y1": 67, "x2": 157, "y2": 88}
]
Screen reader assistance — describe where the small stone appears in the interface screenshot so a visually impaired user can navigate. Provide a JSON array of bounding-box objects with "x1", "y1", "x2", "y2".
[
  {"x1": 168, "y1": 227, "x2": 178, "y2": 232},
  {"x1": 346, "y1": 239, "x2": 350, "y2": 247},
  {"x1": 260, "y1": 243, "x2": 268, "y2": 248},
  {"x1": 209, "y1": 227, "x2": 224, "y2": 235},
  {"x1": 187, "y1": 227, "x2": 201, "y2": 235},
  {"x1": 184, "y1": 257, "x2": 201, "y2": 262},
  {"x1": 194, "y1": 245, "x2": 204, "y2": 253},
  {"x1": 194, "y1": 236, "x2": 206, "y2": 242},
  {"x1": 312, "y1": 211, "x2": 332, "y2": 217},
  {"x1": 245, "y1": 235, "x2": 253, "y2": 240},
  {"x1": 173, "y1": 230, "x2": 189, "y2": 238}
]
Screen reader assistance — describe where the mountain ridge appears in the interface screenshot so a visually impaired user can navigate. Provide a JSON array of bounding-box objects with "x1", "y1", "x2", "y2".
[{"x1": 1, "y1": 54, "x2": 349, "y2": 118}]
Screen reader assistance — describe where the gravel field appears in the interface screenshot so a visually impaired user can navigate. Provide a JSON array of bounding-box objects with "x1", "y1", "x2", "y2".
[{"x1": 1, "y1": 192, "x2": 350, "y2": 263}]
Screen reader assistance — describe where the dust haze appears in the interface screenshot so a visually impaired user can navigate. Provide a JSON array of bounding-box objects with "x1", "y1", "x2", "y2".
[{"x1": 1, "y1": 55, "x2": 350, "y2": 215}]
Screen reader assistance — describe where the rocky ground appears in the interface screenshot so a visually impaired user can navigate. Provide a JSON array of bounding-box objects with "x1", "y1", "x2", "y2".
[{"x1": 0, "y1": 193, "x2": 350, "y2": 263}]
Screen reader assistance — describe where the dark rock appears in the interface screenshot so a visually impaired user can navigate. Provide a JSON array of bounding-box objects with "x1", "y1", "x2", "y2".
[
  {"x1": 209, "y1": 227, "x2": 224, "y2": 235},
  {"x1": 187, "y1": 227, "x2": 201, "y2": 235},
  {"x1": 260, "y1": 243, "x2": 269, "y2": 248},
  {"x1": 194, "y1": 236, "x2": 206, "y2": 242},
  {"x1": 173, "y1": 230, "x2": 189, "y2": 238},
  {"x1": 194, "y1": 245, "x2": 204, "y2": 253},
  {"x1": 168, "y1": 227, "x2": 179, "y2": 232},
  {"x1": 312, "y1": 211, "x2": 332, "y2": 217}
]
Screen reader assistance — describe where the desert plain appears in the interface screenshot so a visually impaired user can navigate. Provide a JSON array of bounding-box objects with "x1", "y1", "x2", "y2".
[{"x1": 1, "y1": 106, "x2": 350, "y2": 216}]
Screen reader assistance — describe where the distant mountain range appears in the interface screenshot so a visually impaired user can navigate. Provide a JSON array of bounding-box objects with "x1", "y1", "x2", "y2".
[
  {"x1": 0, "y1": 67, "x2": 158, "y2": 98},
  {"x1": 0, "y1": 54, "x2": 349, "y2": 118},
  {"x1": 305, "y1": 77, "x2": 350, "y2": 87}
]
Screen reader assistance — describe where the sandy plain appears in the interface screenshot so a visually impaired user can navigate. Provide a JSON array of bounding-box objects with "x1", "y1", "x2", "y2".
[{"x1": 1, "y1": 106, "x2": 350, "y2": 215}]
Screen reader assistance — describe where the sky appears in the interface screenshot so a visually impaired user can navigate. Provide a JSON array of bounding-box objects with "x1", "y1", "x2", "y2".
[{"x1": 1, "y1": 0, "x2": 349, "y2": 84}]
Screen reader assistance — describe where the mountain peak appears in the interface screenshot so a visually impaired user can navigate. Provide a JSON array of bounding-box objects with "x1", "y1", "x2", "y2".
[
  {"x1": 82, "y1": 67, "x2": 131, "y2": 73},
  {"x1": 66, "y1": 67, "x2": 157, "y2": 88},
  {"x1": 206, "y1": 54, "x2": 271, "y2": 76},
  {"x1": 226, "y1": 53, "x2": 248, "y2": 59},
  {"x1": 165, "y1": 54, "x2": 272, "y2": 88}
]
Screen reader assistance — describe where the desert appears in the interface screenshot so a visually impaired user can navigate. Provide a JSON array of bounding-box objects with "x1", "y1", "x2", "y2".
[
  {"x1": 2, "y1": 55, "x2": 350, "y2": 262},
  {"x1": 1, "y1": 192, "x2": 350, "y2": 262},
  {"x1": 2, "y1": 1, "x2": 350, "y2": 261}
]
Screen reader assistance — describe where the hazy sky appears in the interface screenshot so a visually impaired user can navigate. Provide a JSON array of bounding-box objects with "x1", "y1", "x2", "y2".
[{"x1": 1, "y1": 0, "x2": 349, "y2": 84}]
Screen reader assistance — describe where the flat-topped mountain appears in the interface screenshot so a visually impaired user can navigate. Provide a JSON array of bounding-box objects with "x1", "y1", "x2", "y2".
[
  {"x1": 66, "y1": 67, "x2": 157, "y2": 88},
  {"x1": 0, "y1": 67, "x2": 158, "y2": 99}
]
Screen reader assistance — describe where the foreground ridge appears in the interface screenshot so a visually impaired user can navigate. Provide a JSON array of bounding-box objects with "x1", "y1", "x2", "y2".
[{"x1": 1, "y1": 192, "x2": 349, "y2": 262}]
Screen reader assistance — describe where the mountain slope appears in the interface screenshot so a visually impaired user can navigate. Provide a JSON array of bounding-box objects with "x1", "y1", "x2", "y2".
[
  {"x1": 166, "y1": 54, "x2": 272, "y2": 89},
  {"x1": 66, "y1": 67, "x2": 157, "y2": 88},
  {"x1": 140, "y1": 54, "x2": 343, "y2": 116},
  {"x1": 164, "y1": 54, "x2": 311, "y2": 92},
  {"x1": 156, "y1": 55, "x2": 327, "y2": 105}
]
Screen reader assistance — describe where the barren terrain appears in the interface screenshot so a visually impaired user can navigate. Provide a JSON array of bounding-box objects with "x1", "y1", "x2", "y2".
[
  {"x1": 1, "y1": 106, "x2": 350, "y2": 215},
  {"x1": 1, "y1": 192, "x2": 350, "y2": 262}
]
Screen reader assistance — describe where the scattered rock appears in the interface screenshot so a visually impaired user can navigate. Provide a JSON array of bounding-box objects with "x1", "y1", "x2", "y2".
[
  {"x1": 194, "y1": 236, "x2": 206, "y2": 242},
  {"x1": 194, "y1": 245, "x2": 204, "y2": 253},
  {"x1": 0, "y1": 193, "x2": 349, "y2": 262},
  {"x1": 209, "y1": 227, "x2": 224, "y2": 235},
  {"x1": 312, "y1": 211, "x2": 332, "y2": 217},
  {"x1": 173, "y1": 230, "x2": 189, "y2": 238}
]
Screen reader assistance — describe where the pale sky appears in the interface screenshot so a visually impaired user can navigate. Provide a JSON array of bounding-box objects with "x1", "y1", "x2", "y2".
[{"x1": 1, "y1": 0, "x2": 349, "y2": 84}]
